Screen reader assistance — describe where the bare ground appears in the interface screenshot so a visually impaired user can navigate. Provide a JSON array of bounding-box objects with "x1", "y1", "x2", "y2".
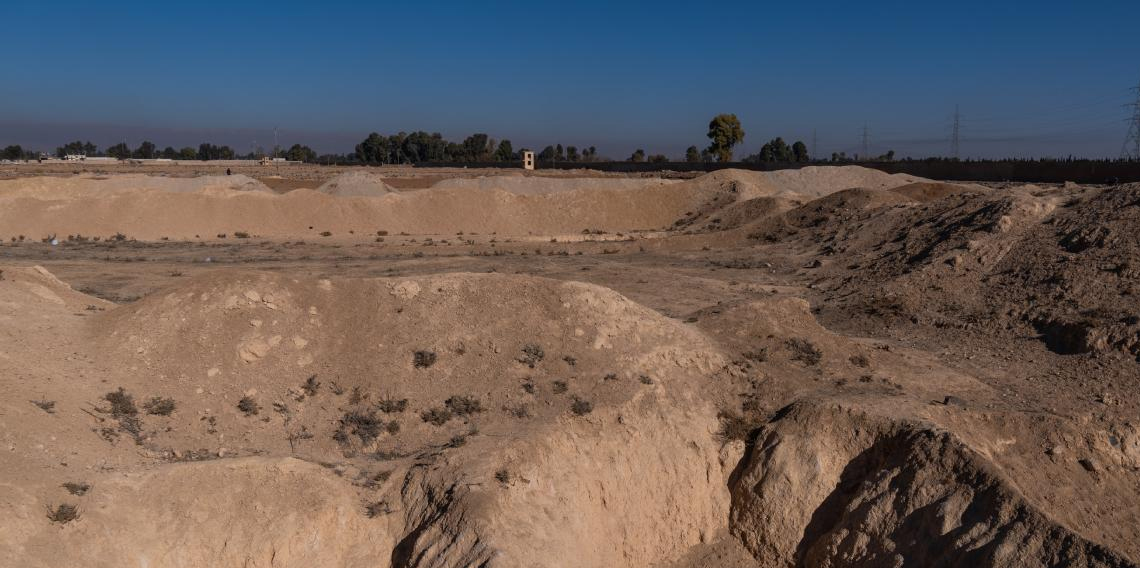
[{"x1": 0, "y1": 166, "x2": 1136, "y2": 567}]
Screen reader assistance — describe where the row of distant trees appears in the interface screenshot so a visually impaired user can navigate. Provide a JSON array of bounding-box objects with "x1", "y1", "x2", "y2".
[
  {"x1": 0, "y1": 141, "x2": 319, "y2": 162},
  {"x1": 355, "y1": 131, "x2": 526, "y2": 164}
]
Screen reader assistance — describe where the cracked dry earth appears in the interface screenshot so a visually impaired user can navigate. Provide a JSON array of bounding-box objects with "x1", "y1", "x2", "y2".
[{"x1": 0, "y1": 166, "x2": 1137, "y2": 567}]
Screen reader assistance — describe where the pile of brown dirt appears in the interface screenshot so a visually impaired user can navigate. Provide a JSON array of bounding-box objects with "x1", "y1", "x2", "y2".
[
  {"x1": 315, "y1": 171, "x2": 397, "y2": 196},
  {"x1": 731, "y1": 401, "x2": 1134, "y2": 567},
  {"x1": 0, "y1": 166, "x2": 923, "y2": 240},
  {"x1": 0, "y1": 173, "x2": 272, "y2": 195}
]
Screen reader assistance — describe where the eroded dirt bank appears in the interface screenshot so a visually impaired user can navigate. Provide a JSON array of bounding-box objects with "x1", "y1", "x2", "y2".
[{"x1": 0, "y1": 168, "x2": 1137, "y2": 567}]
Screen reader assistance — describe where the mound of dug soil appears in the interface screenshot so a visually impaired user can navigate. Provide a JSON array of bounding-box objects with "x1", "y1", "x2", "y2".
[
  {"x1": 4, "y1": 269, "x2": 735, "y2": 567},
  {"x1": 732, "y1": 401, "x2": 1133, "y2": 567},
  {"x1": 0, "y1": 166, "x2": 926, "y2": 240},
  {"x1": 316, "y1": 171, "x2": 397, "y2": 196}
]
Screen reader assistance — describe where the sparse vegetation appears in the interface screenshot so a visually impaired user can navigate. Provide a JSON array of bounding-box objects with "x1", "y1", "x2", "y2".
[
  {"x1": 638, "y1": 375, "x2": 655, "y2": 385},
  {"x1": 62, "y1": 482, "x2": 91, "y2": 496},
  {"x1": 570, "y1": 397, "x2": 594, "y2": 416},
  {"x1": 445, "y1": 395, "x2": 484, "y2": 416},
  {"x1": 237, "y1": 396, "x2": 260, "y2": 416},
  {"x1": 143, "y1": 396, "x2": 176, "y2": 416},
  {"x1": 552, "y1": 380, "x2": 569, "y2": 394},
  {"x1": 850, "y1": 354, "x2": 870, "y2": 367},
  {"x1": 47, "y1": 503, "x2": 80, "y2": 524},
  {"x1": 377, "y1": 397, "x2": 408, "y2": 413},
  {"x1": 349, "y1": 386, "x2": 366, "y2": 405},
  {"x1": 786, "y1": 338, "x2": 823, "y2": 366},
  {"x1": 98, "y1": 388, "x2": 145, "y2": 444},
  {"x1": 31, "y1": 398, "x2": 56, "y2": 414},
  {"x1": 716, "y1": 410, "x2": 758, "y2": 442},
  {"x1": 518, "y1": 343, "x2": 545, "y2": 367},
  {"x1": 414, "y1": 350, "x2": 437, "y2": 368},
  {"x1": 495, "y1": 469, "x2": 511, "y2": 484},
  {"x1": 302, "y1": 375, "x2": 321, "y2": 397},
  {"x1": 421, "y1": 407, "x2": 453, "y2": 426},
  {"x1": 233, "y1": 231, "x2": 250, "y2": 239},
  {"x1": 104, "y1": 387, "x2": 138, "y2": 417},
  {"x1": 503, "y1": 403, "x2": 531, "y2": 418},
  {"x1": 337, "y1": 409, "x2": 387, "y2": 444}
]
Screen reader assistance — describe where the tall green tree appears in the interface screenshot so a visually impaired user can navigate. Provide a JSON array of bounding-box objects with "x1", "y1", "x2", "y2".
[
  {"x1": 55, "y1": 140, "x2": 97, "y2": 158},
  {"x1": 629, "y1": 149, "x2": 645, "y2": 162},
  {"x1": 706, "y1": 114, "x2": 744, "y2": 162},
  {"x1": 792, "y1": 141, "x2": 809, "y2": 162},
  {"x1": 133, "y1": 141, "x2": 157, "y2": 159},
  {"x1": 494, "y1": 139, "x2": 514, "y2": 161},
  {"x1": 685, "y1": 146, "x2": 701, "y2": 162},
  {"x1": 106, "y1": 142, "x2": 131, "y2": 159},
  {"x1": 286, "y1": 144, "x2": 317, "y2": 162},
  {"x1": 2, "y1": 145, "x2": 24, "y2": 160}
]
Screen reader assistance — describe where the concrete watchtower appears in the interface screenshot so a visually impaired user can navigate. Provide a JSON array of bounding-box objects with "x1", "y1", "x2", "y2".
[{"x1": 521, "y1": 150, "x2": 535, "y2": 170}]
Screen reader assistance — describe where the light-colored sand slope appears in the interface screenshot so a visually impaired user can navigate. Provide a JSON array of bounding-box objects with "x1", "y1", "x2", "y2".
[
  {"x1": 2, "y1": 265, "x2": 1134, "y2": 567},
  {"x1": 0, "y1": 166, "x2": 925, "y2": 239},
  {"x1": 315, "y1": 171, "x2": 396, "y2": 196}
]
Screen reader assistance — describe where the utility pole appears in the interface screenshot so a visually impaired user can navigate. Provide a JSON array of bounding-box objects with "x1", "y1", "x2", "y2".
[
  {"x1": 951, "y1": 105, "x2": 961, "y2": 160},
  {"x1": 861, "y1": 124, "x2": 869, "y2": 160},
  {"x1": 1123, "y1": 81, "x2": 1140, "y2": 160},
  {"x1": 811, "y1": 129, "x2": 818, "y2": 161}
]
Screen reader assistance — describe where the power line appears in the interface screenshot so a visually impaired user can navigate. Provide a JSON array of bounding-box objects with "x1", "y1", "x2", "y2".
[
  {"x1": 1122, "y1": 80, "x2": 1140, "y2": 160},
  {"x1": 951, "y1": 104, "x2": 960, "y2": 159}
]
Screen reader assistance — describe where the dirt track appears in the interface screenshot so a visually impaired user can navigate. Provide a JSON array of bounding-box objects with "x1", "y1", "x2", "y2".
[{"x1": 0, "y1": 166, "x2": 1136, "y2": 567}]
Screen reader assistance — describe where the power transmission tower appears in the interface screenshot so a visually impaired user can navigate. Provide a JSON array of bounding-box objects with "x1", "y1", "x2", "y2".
[
  {"x1": 861, "y1": 124, "x2": 869, "y2": 160},
  {"x1": 951, "y1": 105, "x2": 961, "y2": 159},
  {"x1": 1123, "y1": 81, "x2": 1140, "y2": 160}
]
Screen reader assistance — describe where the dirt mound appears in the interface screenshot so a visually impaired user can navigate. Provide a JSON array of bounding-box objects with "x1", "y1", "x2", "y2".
[
  {"x1": 430, "y1": 175, "x2": 680, "y2": 195},
  {"x1": 0, "y1": 271, "x2": 731, "y2": 567},
  {"x1": 667, "y1": 167, "x2": 931, "y2": 235},
  {"x1": 799, "y1": 182, "x2": 1140, "y2": 360},
  {"x1": 890, "y1": 180, "x2": 986, "y2": 202},
  {"x1": 0, "y1": 173, "x2": 271, "y2": 196},
  {"x1": 730, "y1": 401, "x2": 1134, "y2": 567},
  {"x1": 315, "y1": 171, "x2": 396, "y2": 196},
  {"x1": 0, "y1": 172, "x2": 726, "y2": 238}
]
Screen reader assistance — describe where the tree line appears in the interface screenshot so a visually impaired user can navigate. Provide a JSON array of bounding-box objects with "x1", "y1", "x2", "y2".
[{"x1": 0, "y1": 141, "x2": 319, "y2": 162}]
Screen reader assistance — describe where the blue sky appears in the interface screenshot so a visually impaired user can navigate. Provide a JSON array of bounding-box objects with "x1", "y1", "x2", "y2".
[{"x1": 1, "y1": 0, "x2": 1137, "y2": 159}]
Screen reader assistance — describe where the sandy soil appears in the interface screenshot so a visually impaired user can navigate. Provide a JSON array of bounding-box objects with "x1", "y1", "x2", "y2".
[{"x1": 0, "y1": 166, "x2": 1136, "y2": 567}]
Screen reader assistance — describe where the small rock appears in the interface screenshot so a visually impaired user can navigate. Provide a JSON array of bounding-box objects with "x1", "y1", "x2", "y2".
[{"x1": 1078, "y1": 458, "x2": 1098, "y2": 473}]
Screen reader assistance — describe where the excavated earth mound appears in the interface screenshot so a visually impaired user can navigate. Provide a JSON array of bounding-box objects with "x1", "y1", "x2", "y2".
[
  {"x1": 731, "y1": 401, "x2": 1134, "y2": 568},
  {"x1": 316, "y1": 171, "x2": 397, "y2": 196},
  {"x1": 0, "y1": 166, "x2": 923, "y2": 240},
  {"x1": 3, "y1": 264, "x2": 1135, "y2": 567},
  {"x1": 3, "y1": 269, "x2": 736, "y2": 567}
]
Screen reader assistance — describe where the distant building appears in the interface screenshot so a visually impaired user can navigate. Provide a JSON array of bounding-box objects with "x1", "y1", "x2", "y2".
[
  {"x1": 521, "y1": 150, "x2": 534, "y2": 170},
  {"x1": 63, "y1": 154, "x2": 86, "y2": 161}
]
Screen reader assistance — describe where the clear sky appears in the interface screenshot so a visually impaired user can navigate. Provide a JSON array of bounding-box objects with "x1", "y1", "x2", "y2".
[{"x1": 1, "y1": 0, "x2": 1137, "y2": 159}]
